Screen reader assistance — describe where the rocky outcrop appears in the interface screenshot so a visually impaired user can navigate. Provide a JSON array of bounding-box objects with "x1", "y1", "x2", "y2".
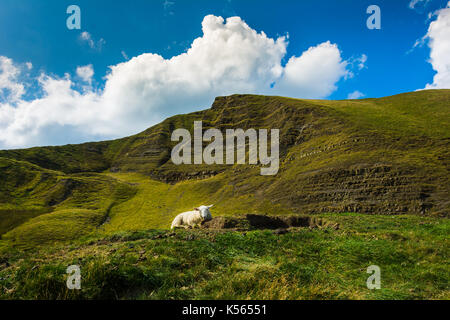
[{"x1": 270, "y1": 164, "x2": 439, "y2": 215}]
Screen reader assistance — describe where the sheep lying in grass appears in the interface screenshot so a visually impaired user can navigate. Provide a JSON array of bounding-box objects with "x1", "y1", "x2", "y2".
[{"x1": 171, "y1": 205, "x2": 213, "y2": 229}]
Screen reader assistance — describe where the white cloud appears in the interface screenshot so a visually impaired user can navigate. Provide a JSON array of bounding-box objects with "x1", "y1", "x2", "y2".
[
  {"x1": 79, "y1": 31, "x2": 105, "y2": 50},
  {"x1": 424, "y1": 2, "x2": 450, "y2": 89},
  {"x1": 347, "y1": 90, "x2": 365, "y2": 99},
  {"x1": 407, "y1": 10, "x2": 438, "y2": 54},
  {"x1": 411, "y1": 37, "x2": 425, "y2": 51},
  {"x1": 0, "y1": 56, "x2": 25, "y2": 103},
  {"x1": 76, "y1": 65, "x2": 94, "y2": 84},
  {"x1": 357, "y1": 54, "x2": 367, "y2": 70},
  {"x1": 274, "y1": 41, "x2": 349, "y2": 98},
  {"x1": 80, "y1": 31, "x2": 94, "y2": 47},
  {"x1": 0, "y1": 15, "x2": 365, "y2": 149}
]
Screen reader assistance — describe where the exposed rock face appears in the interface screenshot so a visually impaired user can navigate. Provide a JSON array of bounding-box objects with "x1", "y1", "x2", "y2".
[
  {"x1": 268, "y1": 164, "x2": 439, "y2": 215},
  {"x1": 150, "y1": 169, "x2": 222, "y2": 183}
]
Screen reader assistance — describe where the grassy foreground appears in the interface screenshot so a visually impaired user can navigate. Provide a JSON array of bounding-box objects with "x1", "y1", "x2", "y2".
[{"x1": 0, "y1": 213, "x2": 448, "y2": 300}]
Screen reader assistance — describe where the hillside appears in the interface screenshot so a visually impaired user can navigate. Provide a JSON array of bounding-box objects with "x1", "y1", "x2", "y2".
[
  {"x1": 0, "y1": 90, "x2": 449, "y2": 299},
  {"x1": 0, "y1": 90, "x2": 449, "y2": 246}
]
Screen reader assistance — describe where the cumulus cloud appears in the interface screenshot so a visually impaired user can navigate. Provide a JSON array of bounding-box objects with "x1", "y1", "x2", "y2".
[
  {"x1": 424, "y1": 2, "x2": 450, "y2": 89},
  {"x1": 0, "y1": 57, "x2": 26, "y2": 103},
  {"x1": 0, "y1": 15, "x2": 364, "y2": 149},
  {"x1": 76, "y1": 65, "x2": 94, "y2": 84},
  {"x1": 274, "y1": 41, "x2": 349, "y2": 98},
  {"x1": 347, "y1": 90, "x2": 365, "y2": 99}
]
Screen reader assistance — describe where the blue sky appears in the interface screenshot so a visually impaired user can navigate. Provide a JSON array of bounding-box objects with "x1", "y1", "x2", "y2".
[{"x1": 0, "y1": 0, "x2": 449, "y2": 148}]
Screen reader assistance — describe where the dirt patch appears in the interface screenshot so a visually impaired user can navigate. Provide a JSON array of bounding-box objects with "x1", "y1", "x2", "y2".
[{"x1": 201, "y1": 214, "x2": 339, "y2": 231}]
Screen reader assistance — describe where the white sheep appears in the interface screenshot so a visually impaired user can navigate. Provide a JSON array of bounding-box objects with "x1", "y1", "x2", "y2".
[{"x1": 170, "y1": 205, "x2": 213, "y2": 229}]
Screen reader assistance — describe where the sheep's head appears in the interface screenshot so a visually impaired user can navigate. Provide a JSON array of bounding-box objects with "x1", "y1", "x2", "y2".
[{"x1": 195, "y1": 205, "x2": 213, "y2": 221}]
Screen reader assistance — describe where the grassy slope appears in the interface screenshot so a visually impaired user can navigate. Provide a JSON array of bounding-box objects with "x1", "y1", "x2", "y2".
[
  {"x1": 0, "y1": 141, "x2": 111, "y2": 174},
  {"x1": 96, "y1": 91, "x2": 450, "y2": 233},
  {"x1": 0, "y1": 156, "x2": 137, "y2": 247},
  {"x1": 0, "y1": 214, "x2": 448, "y2": 300},
  {"x1": 313, "y1": 90, "x2": 450, "y2": 139},
  {"x1": 100, "y1": 172, "x2": 292, "y2": 233},
  {"x1": 0, "y1": 90, "x2": 448, "y2": 245},
  {"x1": 0, "y1": 90, "x2": 448, "y2": 299}
]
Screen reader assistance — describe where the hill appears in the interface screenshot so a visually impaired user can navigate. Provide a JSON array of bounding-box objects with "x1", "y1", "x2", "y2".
[
  {"x1": 0, "y1": 90, "x2": 449, "y2": 246},
  {"x1": 0, "y1": 90, "x2": 449, "y2": 299}
]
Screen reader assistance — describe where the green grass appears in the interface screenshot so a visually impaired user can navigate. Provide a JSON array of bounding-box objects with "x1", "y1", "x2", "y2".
[
  {"x1": 309, "y1": 89, "x2": 450, "y2": 139},
  {"x1": 0, "y1": 90, "x2": 448, "y2": 242},
  {"x1": 0, "y1": 171, "x2": 137, "y2": 248},
  {"x1": 0, "y1": 141, "x2": 111, "y2": 174},
  {"x1": 0, "y1": 214, "x2": 448, "y2": 300},
  {"x1": 0, "y1": 90, "x2": 448, "y2": 299},
  {"x1": 100, "y1": 172, "x2": 291, "y2": 233},
  {"x1": 0, "y1": 208, "x2": 52, "y2": 236}
]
